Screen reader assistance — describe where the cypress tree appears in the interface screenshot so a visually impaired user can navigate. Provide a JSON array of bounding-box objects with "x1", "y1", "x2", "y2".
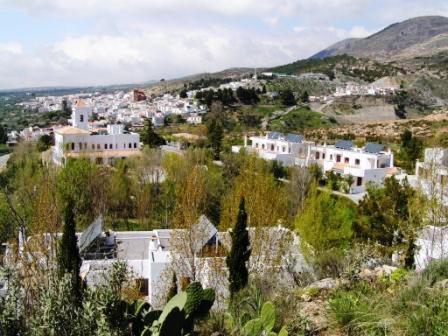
[
  {"x1": 167, "y1": 273, "x2": 178, "y2": 302},
  {"x1": 226, "y1": 198, "x2": 251, "y2": 297},
  {"x1": 142, "y1": 118, "x2": 166, "y2": 148},
  {"x1": 57, "y1": 198, "x2": 83, "y2": 303}
]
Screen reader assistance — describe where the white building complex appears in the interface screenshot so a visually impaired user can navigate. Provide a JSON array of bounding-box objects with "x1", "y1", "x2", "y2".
[
  {"x1": 233, "y1": 132, "x2": 396, "y2": 193},
  {"x1": 53, "y1": 100, "x2": 141, "y2": 165}
]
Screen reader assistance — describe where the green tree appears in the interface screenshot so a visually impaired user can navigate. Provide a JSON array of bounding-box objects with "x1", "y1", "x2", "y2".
[
  {"x1": 399, "y1": 129, "x2": 423, "y2": 171},
  {"x1": 281, "y1": 90, "x2": 296, "y2": 107},
  {"x1": 141, "y1": 118, "x2": 166, "y2": 148},
  {"x1": 0, "y1": 124, "x2": 7, "y2": 144},
  {"x1": 36, "y1": 134, "x2": 53, "y2": 152},
  {"x1": 57, "y1": 198, "x2": 83, "y2": 304},
  {"x1": 301, "y1": 91, "x2": 310, "y2": 103},
  {"x1": 356, "y1": 177, "x2": 415, "y2": 255},
  {"x1": 179, "y1": 89, "x2": 188, "y2": 99},
  {"x1": 226, "y1": 198, "x2": 251, "y2": 297},
  {"x1": 206, "y1": 118, "x2": 223, "y2": 160},
  {"x1": 295, "y1": 184, "x2": 354, "y2": 256}
]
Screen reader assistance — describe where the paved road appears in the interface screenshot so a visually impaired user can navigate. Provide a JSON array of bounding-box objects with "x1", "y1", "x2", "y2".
[{"x1": 0, "y1": 154, "x2": 11, "y2": 169}]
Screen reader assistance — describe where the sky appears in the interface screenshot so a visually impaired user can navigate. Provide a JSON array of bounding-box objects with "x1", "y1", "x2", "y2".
[{"x1": 0, "y1": 0, "x2": 447, "y2": 89}]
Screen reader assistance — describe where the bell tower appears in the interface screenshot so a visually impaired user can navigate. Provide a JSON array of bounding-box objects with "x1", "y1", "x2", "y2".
[{"x1": 72, "y1": 100, "x2": 90, "y2": 130}]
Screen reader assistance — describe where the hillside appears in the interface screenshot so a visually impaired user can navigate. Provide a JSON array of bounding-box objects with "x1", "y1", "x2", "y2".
[{"x1": 312, "y1": 16, "x2": 448, "y2": 60}]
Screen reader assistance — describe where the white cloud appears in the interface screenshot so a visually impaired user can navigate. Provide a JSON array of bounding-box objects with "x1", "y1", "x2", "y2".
[
  {"x1": 0, "y1": 0, "x2": 447, "y2": 88},
  {"x1": 0, "y1": 42, "x2": 22, "y2": 54},
  {"x1": 293, "y1": 26, "x2": 308, "y2": 33},
  {"x1": 0, "y1": 0, "x2": 371, "y2": 18}
]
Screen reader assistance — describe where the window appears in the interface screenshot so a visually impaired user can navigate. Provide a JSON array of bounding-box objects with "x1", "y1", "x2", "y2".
[
  {"x1": 91, "y1": 144, "x2": 95, "y2": 150},
  {"x1": 80, "y1": 114, "x2": 84, "y2": 122},
  {"x1": 315, "y1": 152, "x2": 320, "y2": 160},
  {"x1": 255, "y1": 143, "x2": 259, "y2": 148},
  {"x1": 330, "y1": 154, "x2": 333, "y2": 161},
  {"x1": 97, "y1": 144, "x2": 100, "y2": 150},
  {"x1": 104, "y1": 144, "x2": 108, "y2": 149},
  {"x1": 356, "y1": 177, "x2": 363, "y2": 186},
  {"x1": 336, "y1": 154, "x2": 341, "y2": 163},
  {"x1": 271, "y1": 144, "x2": 274, "y2": 151},
  {"x1": 128, "y1": 143, "x2": 132, "y2": 149},
  {"x1": 262, "y1": 144, "x2": 265, "y2": 149},
  {"x1": 322, "y1": 153, "x2": 326, "y2": 159},
  {"x1": 134, "y1": 143, "x2": 137, "y2": 148},
  {"x1": 71, "y1": 143, "x2": 74, "y2": 150},
  {"x1": 282, "y1": 146, "x2": 286, "y2": 153},
  {"x1": 137, "y1": 279, "x2": 149, "y2": 296},
  {"x1": 344, "y1": 157, "x2": 349, "y2": 164},
  {"x1": 78, "y1": 142, "x2": 83, "y2": 150},
  {"x1": 355, "y1": 158, "x2": 360, "y2": 166},
  {"x1": 110, "y1": 144, "x2": 113, "y2": 150}
]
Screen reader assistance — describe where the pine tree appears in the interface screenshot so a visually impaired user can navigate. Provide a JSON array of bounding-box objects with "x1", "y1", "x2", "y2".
[
  {"x1": 226, "y1": 198, "x2": 251, "y2": 297},
  {"x1": 142, "y1": 118, "x2": 166, "y2": 148},
  {"x1": 57, "y1": 198, "x2": 83, "y2": 303}
]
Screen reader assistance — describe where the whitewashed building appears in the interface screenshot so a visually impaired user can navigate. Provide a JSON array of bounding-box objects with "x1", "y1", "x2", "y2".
[
  {"x1": 310, "y1": 140, "x2": 395, "y2": 193},
  {"x1": 234, "y1": 133, "x2": 396, "y2": 193},
  {"x1": 232, "y1": 132, "x2": 311, "y2": 167},
  {"x1": 52, "y1": 100, "x2": 141, "y2": 165}
]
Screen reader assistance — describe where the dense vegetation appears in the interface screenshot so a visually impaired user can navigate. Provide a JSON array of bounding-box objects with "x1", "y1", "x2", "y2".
[
  {"x1": 0, "y1": 126, "x2": 447, "y2": 335},
  {"x1": 269, "y1": 55, "x2": 403, "y2": 83}
]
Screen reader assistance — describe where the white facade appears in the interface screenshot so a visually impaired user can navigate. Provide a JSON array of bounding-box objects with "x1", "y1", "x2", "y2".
[
  {"x1": 234, "y1": 133, "x2": 395, "y2": 193},
  {"x1": 310, "y1": 141, "x2": 395, "y2": 193},
  {"x1": 414, "y1": 148, "x2": 448, "y2": 204},
  {"x1": 52, "y1": 100, "x2": 141, "y2": 165},
  {"x1": 232, "y1": 132, "x2": 310, "y2": 167},
  {"x1": 186, "y1": 113, "x2": 202, "y2": 125}
]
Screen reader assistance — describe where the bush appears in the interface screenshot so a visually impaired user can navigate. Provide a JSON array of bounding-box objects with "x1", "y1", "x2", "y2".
[{"x1": 422, "y1": 259, "x2": 448, "y2": 286}]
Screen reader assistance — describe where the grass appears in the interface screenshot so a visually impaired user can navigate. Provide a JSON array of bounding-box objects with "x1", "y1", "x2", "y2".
[
  {"x1": 269, "y1": 107, "x2": 334, "y2": 132},
  {"x1": 329, "y1": 260, "x2": 448, "y2": 336}
]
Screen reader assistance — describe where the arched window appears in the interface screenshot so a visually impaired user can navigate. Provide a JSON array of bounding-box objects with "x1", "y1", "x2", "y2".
[
  {"x1": 134, "y1": 143, "x2": 137, "y2": 148},
  {"x1": 80, "y1": 115, "x2": 84, "y2": 122}
]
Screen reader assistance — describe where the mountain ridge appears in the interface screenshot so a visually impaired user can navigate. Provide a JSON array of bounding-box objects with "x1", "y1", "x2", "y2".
[{"x1": 311, "y1": 16, "x2": 448, "y2": 60}]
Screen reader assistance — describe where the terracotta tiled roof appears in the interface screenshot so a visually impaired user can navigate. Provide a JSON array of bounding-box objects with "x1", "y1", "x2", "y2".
[
  {"x1": 55, "y1": 126, "x2": 91, "y2": 135},
  {"x1": 75, "y1": 100, "x2": 87, "y2": 108}
]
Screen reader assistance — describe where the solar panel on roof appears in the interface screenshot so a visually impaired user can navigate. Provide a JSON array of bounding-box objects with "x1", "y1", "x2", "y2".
[
  {"x1": 191, "y1": 215, "x2": 217, "y2": 253},
  {"x1": 335, "y1": 140, "x2": 353, "y2": 150},
  {"x1": 285, "y1": 134, "x2": 304, "y2": 143},
  {"x1": 267, "y1": 132, "x2": 282, "y2": 140},
  {"x1": 79, "y1": 216, "x2": 103, "y2": 253},
  {"x1": 364, "y1": 143, "x2": 385, "y2": 154}
]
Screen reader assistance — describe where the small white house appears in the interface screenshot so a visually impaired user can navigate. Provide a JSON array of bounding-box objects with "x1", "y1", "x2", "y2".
[{"x1": 186, "y1": 113, "x2": 202, "y2": 125}]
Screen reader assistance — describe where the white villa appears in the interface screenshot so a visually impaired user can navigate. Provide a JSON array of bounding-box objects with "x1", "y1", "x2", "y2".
[
  {"x1": 52, "y1": 100, "x2": 141, "y2": 165},
  {"x1": 233, "y1": 133, "x2": 396, "y2": 193},
  {"x1": 309, "y1": 140, "x2": 395, "y2": 194}
]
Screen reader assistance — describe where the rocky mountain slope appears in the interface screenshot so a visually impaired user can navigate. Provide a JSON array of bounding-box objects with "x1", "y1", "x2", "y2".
[{"x1": 312, "y1": 16, "x2": 448, "y2": 60}]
